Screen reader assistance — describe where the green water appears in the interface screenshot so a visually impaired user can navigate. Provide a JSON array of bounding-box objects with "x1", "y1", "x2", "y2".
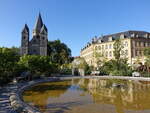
[{"x1": 23, "y1": 78, "x2": 150, "y2": 113}]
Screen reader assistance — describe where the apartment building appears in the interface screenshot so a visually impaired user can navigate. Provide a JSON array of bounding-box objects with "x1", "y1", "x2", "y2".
[{"x1": 80, "y1": 30, "x2": 150, "y2": 67}]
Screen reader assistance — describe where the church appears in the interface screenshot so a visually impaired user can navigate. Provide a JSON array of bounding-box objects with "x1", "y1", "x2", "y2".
[{"x1": 20, "y1": 13, "x2": 48, "y2": 56}]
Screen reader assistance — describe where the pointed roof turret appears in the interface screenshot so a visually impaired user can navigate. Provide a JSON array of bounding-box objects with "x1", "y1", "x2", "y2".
[
  {"x1": 22, "y1": 24, "x2": 29, "y2": 33},
  {"x1": 34, "y1": 13, "x2": 43, "y2": 32},
  {"x1": 40, "y1": 24, "x2": 48, "y2": 34}
]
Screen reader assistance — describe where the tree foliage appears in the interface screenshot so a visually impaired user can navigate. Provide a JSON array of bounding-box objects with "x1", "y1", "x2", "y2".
[
  {"x1": 144, "y1": 47, "x2": 150, "y2": 57},
  {"x1": 18, "y1": 55, "x2": 59, "y2": 77},
  {"x1": 113, "y1": 39, "x2": 124, "y2": 60},
  {"x1": 143, "y1": 48, "x2": 150, "y2": 76},
  {"x1": 0, "y1": 47, "x2": 19, "y2": 85},
  {"x1": 113, "y1": 39, "x2": 124, "y2": 70},
  {"x1": 47, "y1": 40, "x2": 72, "y2": 65},
  {"x1": 101, "y1": 59, "x2": 132, "y2": 76},
  {"x1": 98, "y1": 39, "x2": 132, "y2": 76}
]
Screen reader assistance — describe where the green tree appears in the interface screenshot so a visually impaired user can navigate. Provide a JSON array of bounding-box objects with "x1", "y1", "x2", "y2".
[
  {"x1": 144, "y1": 47, "x2": 150, "y2": 75},
  {"x1": 113, "y1": 39, "x2": 124, "y2": 70},
  {"x1": 144, "y1": 47, "x2": 150, "y2": 57},
  {"x1": 101, "y1": 59, "x2": 132, "y2": 76},
  {"x1": 11, "y1": 46, "x2": 20, "y2": 55},
  {"x1": 0, "y1": 47, "x2": 19, "y2": 85},
  {"x1": 18, "y1": 55, "x2": 59, "y2": 78},
  {"x1": 72, "y1": 57, "x2": 90, "y2": 75},
  {"x1": 47, "y1": 40, "x2": 72, "y2": 65},
  {"x1": 99, "y1": 39, "x2": 132, "y2": 76},
  {"x1": 93, "y1": 49, "x2": 107, "y2": 69}
]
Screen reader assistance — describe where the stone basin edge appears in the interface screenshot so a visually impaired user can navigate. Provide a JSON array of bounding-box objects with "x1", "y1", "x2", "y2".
[{"x1": 8, "y1": 76, "x2": 150, "y2": 113}]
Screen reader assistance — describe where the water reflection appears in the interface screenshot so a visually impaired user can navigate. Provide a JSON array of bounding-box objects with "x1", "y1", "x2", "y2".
[{"x1": 23, "y1": 78, "x2": 150, "y2": 113}]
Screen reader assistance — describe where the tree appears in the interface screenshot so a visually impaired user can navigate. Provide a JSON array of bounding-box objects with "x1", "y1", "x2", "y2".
[
  {"x1": 93, "y1": 49, "x2": 107, "y2": 69},
  {"x1": 144, "y1": 47, "x2": 150, "y2": 57},
  {"x1": 144, "y1": 48, "x2": 150, "y2": 75},
  {"x1": 47, "y1": 40, "x2": 72, "y2": 65},
  {"x1": 101, "y1": 59, "x2": 132, "y2": 76},
  {"x1": 18, "y1": 55, "x2": 58, "y2": 77},
  {"x1": 113, "y1": 39, "x2": 124, "y2": 70},
  {"x1": 0, "y1": 47, "x2": 19, "y2": 85},
  {"x1": 11, "y1": 46, "x2": 20, "y2": 55},
  {"x1": 99, "y1": 39, "x2": 132, "y2": 76},
  {"x1": 113, "y1": 39, "x2": 124, "y2": 60}
]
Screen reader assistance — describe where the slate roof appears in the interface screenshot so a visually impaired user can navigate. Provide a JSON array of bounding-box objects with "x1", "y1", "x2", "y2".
[
  {"x1": 94, "y1": 30, "x2": 150, "y2": 43},
  {"x1": 81, "y1": 30, "x2": 150, "y2": 51},
  {"x1": 22, "y1": 24, "x2": 29, "y2": 33},
  {"x1": 40, "y1": 24, "x2": 48, "y2": 33},
  {"x1": 34, "y1": 13, "x2": 44, "y2": 32}
]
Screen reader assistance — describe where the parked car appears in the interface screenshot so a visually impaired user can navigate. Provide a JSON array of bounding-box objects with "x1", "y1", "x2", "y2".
[{"x1": 91, "y1": 71, "x2": 100, "y2": 75}]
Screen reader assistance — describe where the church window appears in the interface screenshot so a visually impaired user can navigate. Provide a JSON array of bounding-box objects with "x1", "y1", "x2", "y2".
[
  {"x1": 33, "y1": 49, "x2": 37, "y2": 54},
  {"x1": 33, "y1": 40, "x2": 36, "y2": 43}
]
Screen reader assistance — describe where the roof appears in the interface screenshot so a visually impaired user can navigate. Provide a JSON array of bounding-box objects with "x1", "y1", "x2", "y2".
[
  {"x1": 40, "y1": 24, "x2": 48, "y2": 33},
  {"x1": 81, "y1": 30, "x2": 150, "y2": 51},
  {"x1": 94, "y1": 30, "x2": 150, "y2": 43},
  {"x1": 34, "y1": 13, "x2": 43, "y2": 32},
  {"x1": 22, "y1": 24, "x2": 29, "y2": 33}
]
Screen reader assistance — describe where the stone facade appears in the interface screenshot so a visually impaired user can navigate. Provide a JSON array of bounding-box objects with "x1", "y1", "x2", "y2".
[
  {"x1": 80, "y1": 30, "x2": 150, "y2": 67},
  {"x1": 21, "y1": 13, "x2": 48, "y2": 56}
]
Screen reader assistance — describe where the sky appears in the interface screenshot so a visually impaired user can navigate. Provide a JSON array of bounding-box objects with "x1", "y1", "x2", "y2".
[{"x1": 0, "y1": 0, "x2": 150, "y2": 56}]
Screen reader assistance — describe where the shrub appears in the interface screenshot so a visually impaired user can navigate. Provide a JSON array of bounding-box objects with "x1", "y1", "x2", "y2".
[
  {"x1": 101, "y1": 59, "x2": 132, "y2": 76},
  {"x1": 18, "y1": 55, "x2": 59, "y2": 78}
]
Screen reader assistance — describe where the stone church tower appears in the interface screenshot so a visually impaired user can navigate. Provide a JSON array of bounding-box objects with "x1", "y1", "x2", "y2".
[{"x1": 21, "y1": 13, "x2": 48, "y2": 56}]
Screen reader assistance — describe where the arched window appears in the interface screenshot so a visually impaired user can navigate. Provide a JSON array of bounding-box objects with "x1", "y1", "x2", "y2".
[
  {"x1": 99, "y1": 46, "x2": 101, "y2": 50},
  {"x1": 109, "y1": 51, "x2": 112, "y2": 57},
  {"x1": 105, "y1": 45, "x2": 108, "y2": 49},
  {"x1": 95, "y1": 46, "x2": 97, "y2": 50},
  {"x1": 125, "y1": 41, "x2": 128, "y2": 47},
  {"x1": 105, "y1": 51, "x2": 108, "y2": 57},
  {"x1": 109, "y1": 44, "x2": 112, "y2": 49}
]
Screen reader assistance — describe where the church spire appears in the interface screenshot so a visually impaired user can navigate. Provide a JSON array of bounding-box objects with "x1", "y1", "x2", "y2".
[
  {"x1": 34, "y1": 13, "x2": 43, "y2": 32},
  {"x1": 22, "y1": 24, "x2": 29, "y2": 33}
]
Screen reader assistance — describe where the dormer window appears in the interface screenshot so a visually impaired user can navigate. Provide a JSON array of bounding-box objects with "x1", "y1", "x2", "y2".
[
  {"x1": 131, "y1": 33, "x2": 135, "y2": 37},
  {"x1": 144, "y1": 33, "x2": 149, "y2": 38},
  {"x1": 98, "y1": 39, "x2": 102, "y2": 43},
  {"x1": 120, "y1": 34, "x2": 125, "y2": 39},
  {"x1": 108, "y1": 36, "x2": 113, "y2": 41}
]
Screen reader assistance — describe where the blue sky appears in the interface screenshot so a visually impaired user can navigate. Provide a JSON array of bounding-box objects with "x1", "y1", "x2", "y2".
[{"x1": 0, "y1": 0, "x2": 150, "y2": 56}]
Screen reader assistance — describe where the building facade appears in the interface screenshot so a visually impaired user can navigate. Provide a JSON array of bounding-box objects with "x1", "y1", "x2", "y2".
[
  {"x1": 80, "y1": 31, "x2": 150, "y2": 67},
  {"x1": 21, "y1": 13, "x2": 48, "y2": 56}
]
